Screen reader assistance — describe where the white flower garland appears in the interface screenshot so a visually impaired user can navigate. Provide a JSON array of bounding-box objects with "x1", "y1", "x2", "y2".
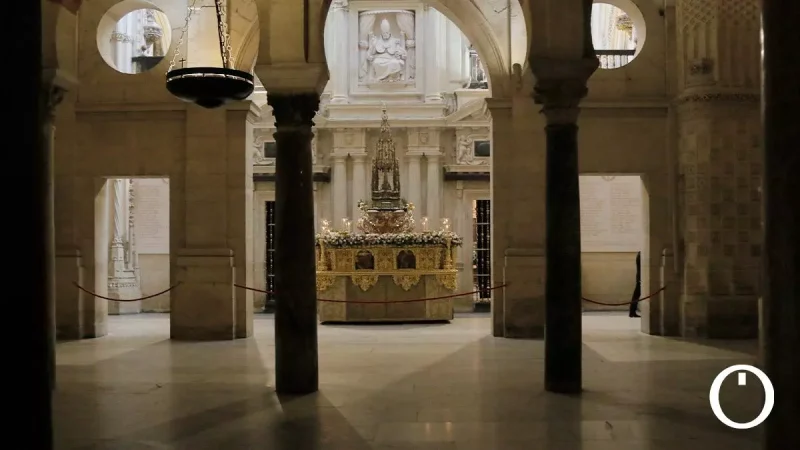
[{"x1": 316, "y1": 230, "x2": 463, "y2": 248}]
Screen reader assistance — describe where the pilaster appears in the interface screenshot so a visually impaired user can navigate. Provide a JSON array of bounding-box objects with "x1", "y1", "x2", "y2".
[
  {"x1": 675, "y1": 0, "x2": 762, "y2": 338},
  {"x1": 107, "y1": 179, "x2": 142, "y2": 314},
  {"x1": 423, "y1": 9, "x2": 444, "y2": 103},
  {"x1": 331, "y1": 153, "x2": 348, "y2": 224},
  {"x1": 406, "y1": 128, "x2": 441, "y2": 226},
  {"x1": 326, "y1": 0, "x2": 350, "y2": 103},
  {"x1": 426, "y1": 153, "x2": 441, "y2": 226}
]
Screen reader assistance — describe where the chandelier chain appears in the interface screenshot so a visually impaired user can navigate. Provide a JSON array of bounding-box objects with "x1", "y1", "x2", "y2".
[
  {"x1": 215, "y1": 0, "x2": 234, "y2": 68},
  {"x1": 168, "y1": 0, "x2": 199, "y2": 72}
]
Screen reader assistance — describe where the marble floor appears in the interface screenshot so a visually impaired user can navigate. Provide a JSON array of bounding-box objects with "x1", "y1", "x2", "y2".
[{"x1": 54, "y1": 313, "x2": 764, "y2": 450}]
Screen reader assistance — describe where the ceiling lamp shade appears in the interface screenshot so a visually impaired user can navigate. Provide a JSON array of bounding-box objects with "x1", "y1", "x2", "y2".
[
  {"x1": 165, "y1": 0, "x2": 254, "y2": 108},
  {"x1": 166, "y1": 67, "x2": 254, "y2": 109}
]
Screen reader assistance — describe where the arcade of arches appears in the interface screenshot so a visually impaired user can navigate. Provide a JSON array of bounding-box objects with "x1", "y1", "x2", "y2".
[{"x1": 17, "y1": 0, "x2": 798, "y2": 448}]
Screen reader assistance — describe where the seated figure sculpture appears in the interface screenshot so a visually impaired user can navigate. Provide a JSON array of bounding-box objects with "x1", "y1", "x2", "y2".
[{"x1": 366, "y1": 19, "x2": 407, "y2": 82}]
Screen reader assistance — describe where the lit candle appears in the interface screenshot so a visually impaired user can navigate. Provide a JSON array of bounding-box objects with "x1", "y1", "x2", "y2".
[
  {"x1": 421, "y1": 216, "x2": 429, "y2": 232},
  {"x1": 321, "y1": 219, "x2": 330, "y2": 233},
  {"x1": 440, "y1": 218, "x2": 450, "y2": 231}
]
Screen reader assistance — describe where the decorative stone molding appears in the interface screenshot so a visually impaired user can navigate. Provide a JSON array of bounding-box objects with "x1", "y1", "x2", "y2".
[
  {"x1": 111, "y1": 31, "x2": 132, "y2": 43},
  {"x1": 675, "y1": 92, "x2": 760, "y2": 105}
]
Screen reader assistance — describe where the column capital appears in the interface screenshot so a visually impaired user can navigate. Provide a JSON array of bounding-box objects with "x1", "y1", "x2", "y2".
[
  {"x1": 330, "y1": 0, "x2": 349, "y2": 11},
  {"x1": 529, "y1": 57, "x2": 598, "y2": 125},
  {"x1": 41, "y1": 69, "x2": 74, "y2": 121},
  {"x1": 350, "y1": 152, "x2": 368, "y2": 161},
  {"x1": 330, "y1": 152, "x2": 348, "y2": 162},
  {"x1": 266, "y1": 93, "x2": 320, "y2": 131}
]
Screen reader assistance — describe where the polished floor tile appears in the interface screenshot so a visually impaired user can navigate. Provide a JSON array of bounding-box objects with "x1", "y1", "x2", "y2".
[{"x1": 54, "y1": 313, "x2": 763, "y2": 449}]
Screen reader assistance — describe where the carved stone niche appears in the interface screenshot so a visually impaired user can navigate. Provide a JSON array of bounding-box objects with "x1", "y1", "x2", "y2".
[
  {"x1": 355, "y1": 8, "x2": 418, "y2": 89},
  {"x1": 453, "y1": 127, "x2": 490, "y2": 166},
  {"x1": 253, "y1": 128, "x2": 318, "y2": 166}
]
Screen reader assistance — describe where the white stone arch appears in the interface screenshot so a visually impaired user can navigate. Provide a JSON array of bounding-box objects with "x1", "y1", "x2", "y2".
[{"x1": 307, "y1": 0, "x2": 525, "y2": 98}]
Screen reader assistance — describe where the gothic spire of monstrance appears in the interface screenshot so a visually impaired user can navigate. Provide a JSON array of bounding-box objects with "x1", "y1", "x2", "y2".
[{"x1": 371, "y1": 104, "x2": 402, "y2": 206}]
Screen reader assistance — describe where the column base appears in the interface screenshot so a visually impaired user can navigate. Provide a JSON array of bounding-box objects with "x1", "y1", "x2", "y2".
[
  {"x1": 501, "y1": 249, "x2": 545, "y2": 339},
  {"x1": 171, "y1": 249, "x2": 237, "y2": 341},
  {"x1": 681, "y1": 295, "x2": 759, "y2": 338},
  {"x1": 108, "y1": 274, "x2": 142, "y2": 315}
]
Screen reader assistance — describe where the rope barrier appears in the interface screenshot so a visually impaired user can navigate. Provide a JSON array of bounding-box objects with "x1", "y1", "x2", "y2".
[
  {"x1": 580, "y1": 285, "x2": 667, "y2": 306},
  {"x1": 72, "y1": 281, "x2": 181, "y2": 302},
  {"x1": 73, "y1": 280, "x2": 668, "y2": 307},
  {"x1": 234, "y1": 283, "x2": 508, "y2": 304}
]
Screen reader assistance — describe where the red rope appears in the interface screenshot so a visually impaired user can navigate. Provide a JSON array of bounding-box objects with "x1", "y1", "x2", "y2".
[
  {"x1": 74, "y1": 279, "x2": 667, "y2": 307},
  {"x1": 580, "y1": 285, "x2": 667, "y2": 306},
  {"x1": 234, "y1": 283, "x2": 507, "y2": 304},
  {"x1": 72, "y1": 281, "x2": 181, "y2": 302}
]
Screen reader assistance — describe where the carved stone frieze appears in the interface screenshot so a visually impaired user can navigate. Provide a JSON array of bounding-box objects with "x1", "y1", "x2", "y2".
[
  {"x1": 453, "y1": 128, "x2": 490, "y2": 166},
  {"x1": 676, "y1": 92, "x2": 760, "y2": 105},
  {"x1": 111, "y1": 31, "x2": 132, "y2": 43}
]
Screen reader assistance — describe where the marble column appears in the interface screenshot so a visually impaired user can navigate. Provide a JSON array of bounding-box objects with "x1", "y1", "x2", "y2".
[
  {"x1": 424, "y1": 8, "x2": 443, "y2": 103},
  {"x1": 331, "y1": 153, "x2": 348, "y2": 224},
  {"x1": 426, "y1": 153, "x2": 441, "y2": 226},
  {"x1": 530, "y1": 57, "x2": 598, "y2": 394},
  {"x1": 326, "y1": 0, "x2": 349, "y2": 103},
  {"x1": 675, "y1": 0, "x2": 762, "y2": 338},
  {"x1": 351, "y1": 152, "x2": 367, "y2": 224},
  {"x1": 406, "y1": 153, "x2": 423, "y2": 226},
  {"x1": 267, "y1": 93, "x2": 320, "y2": 394},
  {"x1": 762, "y1": 0, "x2": 799, "y2": 448},
  {"x1": 20, "y1": 0, "x2": 53, "y2": 444}
]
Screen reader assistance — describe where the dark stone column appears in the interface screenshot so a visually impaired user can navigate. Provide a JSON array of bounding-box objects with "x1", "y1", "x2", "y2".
[
  {"x1": 530, "y1": 59, "x2": 597, "y2": 394},
  {"x1": 762, "y1": 0, "x2": 800, "y2": 448},
  {"x1": 267, "y1": 93, "x2": 320, "y2": 395},
  {"x1": 42, "y1": 82, "x2": 65, "y2": 391},
  {"x1": 15, "y1": 0, "x2": 53, "y2": 447}
]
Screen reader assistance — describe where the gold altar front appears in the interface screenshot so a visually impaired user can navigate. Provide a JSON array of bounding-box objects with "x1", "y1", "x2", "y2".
[{"x1": 316, "y1": 246, "x2": 457, "y2": 323}]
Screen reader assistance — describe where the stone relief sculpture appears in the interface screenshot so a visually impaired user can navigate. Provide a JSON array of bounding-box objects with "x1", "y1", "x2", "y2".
[
  {"x1": 358, "y1": 11, "x2": 416, "y2": 83},
  {"x1": 455, "y1": 134, "x2": 489, "y2": 165}
]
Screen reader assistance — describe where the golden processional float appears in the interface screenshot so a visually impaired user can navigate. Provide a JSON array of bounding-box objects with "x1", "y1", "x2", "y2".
[{"x1": 315, "y1": 108, "x2": 461, "y2": 323}]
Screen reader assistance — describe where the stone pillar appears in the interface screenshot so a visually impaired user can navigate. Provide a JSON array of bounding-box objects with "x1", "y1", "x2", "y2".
[
  {"x1": 529, "y1": 57, "x2": 598, "y2": 394},
  {"x1": 107, "y1": 179, "x2": 142, "y2": 314},
  {"x1": 762, "y1": 0, "x2": 799, "y2": 447},
  {"x1": 406, "y1": 153, "x2": 423, "y2": 226},
  {"x1": 331, "y1": 153, "x2": 348, "y2": 224},
  {"x1": 426, "y1": 153, "x2": 441, "y2": 226},
  {"x1": 326, "y1": 0, "x2": 349, "y2": 103},
  {"x1": 268, "y1": 93, "x2": 320, "y2": 394},
  {"x1": 41, "y1": 80, "x2": 65, "y2": 392},
  {"x1": 351, "y1": 152, "x2": 367, "y2": 223},
  {"x1": 21, "y1": 0, "x2": 52, "y2": 443},
  {"x1": 675, "y1": 0, "x2": 762, "y2": 338},
  {"x1": 423, "y1": 8, "x2": 443, "y2": 103},
  {"x1": 171, "y1": 104, "x2": 255, "y2": 340}
]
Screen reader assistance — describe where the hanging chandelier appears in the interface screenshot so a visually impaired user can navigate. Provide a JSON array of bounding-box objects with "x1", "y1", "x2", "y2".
[{"x1": 165, "y1": 0, "x2": 254, "y2": 109}]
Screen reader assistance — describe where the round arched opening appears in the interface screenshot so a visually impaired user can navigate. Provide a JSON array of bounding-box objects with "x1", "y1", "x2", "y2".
[
  {"x1": 591, "y1": 0, "x2": 647, "y2": 69},
  {"x1": 96, "y1": 1, "x2": 172, "y2": 75}
]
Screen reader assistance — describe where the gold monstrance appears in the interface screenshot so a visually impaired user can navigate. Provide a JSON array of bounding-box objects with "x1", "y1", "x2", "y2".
[{"x1": 357, "y1": 107, "x2": 415, "y2": 233}]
